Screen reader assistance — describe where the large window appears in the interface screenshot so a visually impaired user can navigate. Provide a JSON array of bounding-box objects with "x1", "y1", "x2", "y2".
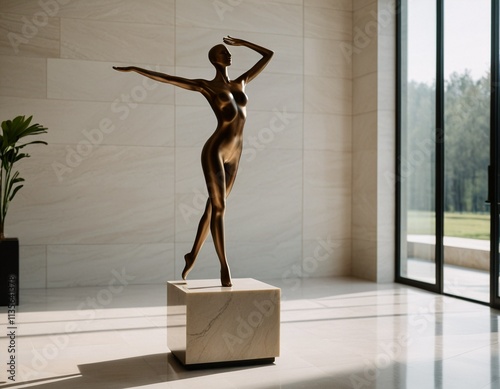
[{"x1": 397, "y1": 0, "x2": 500, "y2": 308}]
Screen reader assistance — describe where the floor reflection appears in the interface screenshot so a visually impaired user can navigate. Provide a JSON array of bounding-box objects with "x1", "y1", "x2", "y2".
[{"x1": 1, "y1": 277, "x2": 498, "y2": 388}]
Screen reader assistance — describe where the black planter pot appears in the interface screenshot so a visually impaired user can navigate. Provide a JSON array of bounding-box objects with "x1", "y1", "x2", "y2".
[{"x1": 0, "y1": 238, "x2": 19, "y2": 306}]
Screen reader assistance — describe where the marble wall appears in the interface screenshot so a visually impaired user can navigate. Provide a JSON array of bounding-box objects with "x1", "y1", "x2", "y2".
[
  {"x1": 0, "y1": 0, "x2": 360, "y2": 288},
  {"x1": 351, "y1": 0, "x2": 396, "y2": 282}
]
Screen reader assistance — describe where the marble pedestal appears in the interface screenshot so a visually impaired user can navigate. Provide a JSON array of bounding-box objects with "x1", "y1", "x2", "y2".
[{"x1": 167, "y1": 278, "x2": 280, "y2": 367}]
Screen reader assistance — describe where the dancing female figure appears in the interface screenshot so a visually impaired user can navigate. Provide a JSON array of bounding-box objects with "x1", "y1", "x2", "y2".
[{"x1": 114, "y1": 36, "x2": 273, "y2": 287}]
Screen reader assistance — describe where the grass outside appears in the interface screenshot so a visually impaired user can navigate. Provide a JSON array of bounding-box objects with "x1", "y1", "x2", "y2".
[{"x1": 407, "y1": 210, "x2": 490, "y2": 240}]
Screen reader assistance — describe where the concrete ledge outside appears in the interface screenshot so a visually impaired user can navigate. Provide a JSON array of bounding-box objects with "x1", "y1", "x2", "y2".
[{"x1": 407, "y1": 234, "x2": 490, "y2": 271}]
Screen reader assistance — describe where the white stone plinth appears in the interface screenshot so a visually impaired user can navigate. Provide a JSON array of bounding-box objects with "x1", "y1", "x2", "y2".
[{"x1": 167, "y1": 278, "x2": 280, "y2": 366}]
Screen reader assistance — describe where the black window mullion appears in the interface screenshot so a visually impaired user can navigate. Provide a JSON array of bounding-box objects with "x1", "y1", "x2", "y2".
[
  {"x1": 435, "y1": 0, "x2": 445, "y2": 294},
  {"x1": 490, "y1": 0, "x2": 500, "y2": 309}
]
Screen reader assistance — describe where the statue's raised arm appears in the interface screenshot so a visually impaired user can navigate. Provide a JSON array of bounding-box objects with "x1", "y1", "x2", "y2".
[{"x1": 222, "y1": 36, "x2": 274, "y2": 84}]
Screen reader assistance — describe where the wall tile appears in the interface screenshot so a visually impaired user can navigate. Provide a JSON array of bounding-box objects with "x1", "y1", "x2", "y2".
[
  {"x1": 376, "y1": 238, "x2": 394, "y2": 282},
  {"x1": 302, "y1": 238, "x2": 351, "y2": 277},
  {"x1": 377, "y1": 109, "x2": 395, "y2": 153},
  {"x1": 0, "y1": 0, "x2": 49, "y2": 15},
  {"x1": 61, "y1": 18, "x2": 174, "y2": 65},
  {"x1": 8, "y1": 145, "x2": 175, "y2": 245},
  {"x1": 304, "y1": 113, "x2": 352, "y2": 151},
  {"x1": 60, "y1": 0, "x2": 174, "y2": 24},
  {"x1": 244, "y1": 110, "x2": 304, "y2": 150},
  {"x1": 378, "y1": 70, "x2": 395, "y2": 110},
  {"x1": 175, "y1": 146, "x2": 205, "y2": 194},
  {"x1": 0, "y1": 12, "x2": 60, "y2": 58},
  {"x1": 304, "y1": 150, "x2": 351, "y2": 240},
  {"x1": 19, "y1": 245, "x2": 47, "y2": 289},
  {"x1": 352, "y1": 71, "x2": 377, "y2": 115},
  {"x1": 351, "y1": 151, "x2": 377, "y2": 240},
  {"x1": 0, "y1": 56, "x2": 46, "y2": 98},
  {"x1": 352, "y1": 111, "x2": 377, "y2": 152},
  {"x1": 226, "y1": 192, "x2": 303, "y2": 243},
  {"x1": 229, "y1": 239, "x2": 302, "y2": 280},
  {"x1": 351, "y1": 237, "x2": 377, "y2": 280},
  {"x1": 235, "y1": 148, "x2": 303, "y2": 196},
  {"x1": 303, "y1": 192, "x2": 351, "y2": 241},
  {"x1": 47, "y1": 243, "x2": 175, "y2": 287},
  {"x1": 305, "y1": 37, "x2": 352, "y2": 78},
  {"x1": 304, "y1": 149, "x2": 351, "y2": 195},
  {"x1": 0, "y1": 96, "x2": 174, "y2": 147},
  {"x1": 304, "y1": 76, "x2": 352, "y2": 114},
  {"x1": 47, "y1": 59, "x2": 174, "y2": 103},
  {"x1": 353, "y1": 0, "x2": 377, "y2": 12},
  {"x1": 176, "y1": 0, "x2": 303, "y2": 36},
  {"x1": 351, "y1": 27, "x2": 377, "y2": 78},
  {"x1": 304, "y1": 0, "x2": 352, "y2": 11},
  {"x1": 0, "y1": 0, "x2": 173, "y2": 24},
  {"x1": 304, "y1": 7, "x2": 352, "y2": 41},
  {"x1": 175, "y1": 106, "x2": 216, "y2": 147},
  {"x1": 377, "y1": 136, "x2": 395, "y2": 199}
]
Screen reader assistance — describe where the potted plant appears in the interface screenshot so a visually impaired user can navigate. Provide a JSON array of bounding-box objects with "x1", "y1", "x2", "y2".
[{"x1": 1, "y1": 115, "x2": 47, "y2": 306}]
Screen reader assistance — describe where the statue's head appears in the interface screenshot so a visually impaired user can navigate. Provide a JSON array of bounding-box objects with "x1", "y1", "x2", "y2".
[{"x1": 209, "y1": 44, "x2": 232, "y2": 67}]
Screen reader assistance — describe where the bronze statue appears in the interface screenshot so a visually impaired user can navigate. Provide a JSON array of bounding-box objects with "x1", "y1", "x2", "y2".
[{"x1": 113, "y1": 36, "x2": 273, "y2": 287}]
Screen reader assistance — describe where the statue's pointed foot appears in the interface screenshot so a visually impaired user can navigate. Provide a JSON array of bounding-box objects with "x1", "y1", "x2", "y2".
[{"x1": 182, "y1": 253, "x2": 195, "y2": 280}]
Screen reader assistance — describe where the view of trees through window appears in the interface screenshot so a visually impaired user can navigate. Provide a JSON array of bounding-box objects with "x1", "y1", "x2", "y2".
[
  {"x1": 400, "y1": 0, "x2": 494, "y2": 303},
  {"x1": 407, "y1": 71, "x2": 490, "y2": 240}
]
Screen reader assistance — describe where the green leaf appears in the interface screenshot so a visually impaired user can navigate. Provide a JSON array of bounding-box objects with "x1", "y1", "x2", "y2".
[
  {"x1": 9, "y1": 184, "x2": 24, "y2": 201},
  {"x1": 18, "y1": 141, "x2": 48, "y2": 149},
  {"x1": 14, "y1": 153, "x2": 29, "y2": 162}
]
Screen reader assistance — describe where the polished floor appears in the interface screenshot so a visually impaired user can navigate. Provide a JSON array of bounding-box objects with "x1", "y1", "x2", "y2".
[{"x1": 1, "y1": 277, "x2": 499, "y2": 388}]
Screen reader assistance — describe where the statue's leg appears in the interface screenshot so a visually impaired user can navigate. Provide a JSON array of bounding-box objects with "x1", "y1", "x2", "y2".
[
  {"x1": 211, "y1": 161, "x2": 239, "y2": 286},
  {"x1": 182, "y1": 199, "x2": 211, "y2": 280},
  {"x1": 202, "y1": 155, "x2": 233, "y2": 287},
  {"x1": 224, "y1": 160, "x2": 239, "y2": 197}
]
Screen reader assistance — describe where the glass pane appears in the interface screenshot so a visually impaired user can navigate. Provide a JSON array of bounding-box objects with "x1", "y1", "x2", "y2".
[
  {"x1": 443, "y1": 0, "x2": 490, "y2": 303},
  {"x1": 400, "y1": 0, "x2": 437, "y2": 284},
  {"x1": 498, "y1": 2, "x2": 500, "y2": 303}
]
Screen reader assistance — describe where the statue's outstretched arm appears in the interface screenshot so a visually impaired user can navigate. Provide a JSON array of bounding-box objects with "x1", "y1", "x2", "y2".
[
  {"x1": 113, "y1": 66, "x2": 204, "y2": 92},
  {"x1": 223, "y1": 36, "x2": 274, "y2": 83}
]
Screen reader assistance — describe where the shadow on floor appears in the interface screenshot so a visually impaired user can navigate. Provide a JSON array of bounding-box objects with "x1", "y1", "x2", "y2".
[{"x1": 3, "y1": 353, "x2": 273, "y2": 389}]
